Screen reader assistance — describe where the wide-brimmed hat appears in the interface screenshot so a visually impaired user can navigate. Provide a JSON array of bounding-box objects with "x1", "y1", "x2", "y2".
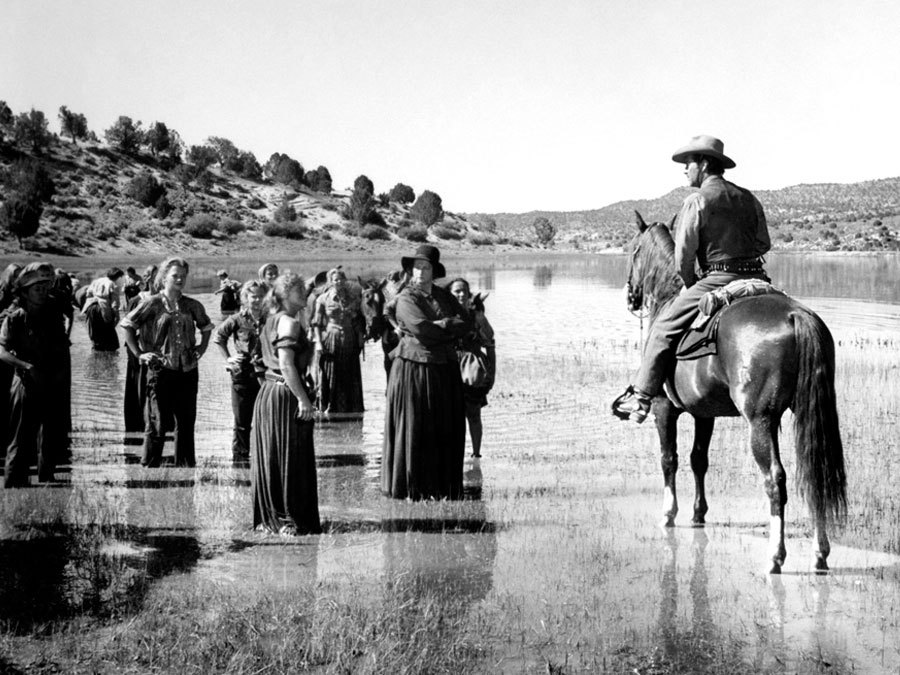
[
  {"x1": 671, "y1": 135, "x2": 736, "y2": 169},
  {"x1": 216, "y1": 269, "x2": 228, "y2": 277},
  {"x1": 401, "y1": 244, "x2": 445, "y2": 279},
  {"x1": 17, "y1": 262, "x2": 55, "y2": 290}
]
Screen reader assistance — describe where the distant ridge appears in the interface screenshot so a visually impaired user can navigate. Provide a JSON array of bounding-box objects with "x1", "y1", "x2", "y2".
[{"x1": 471, "y1": 177, "x2": 900, "y2": 251}]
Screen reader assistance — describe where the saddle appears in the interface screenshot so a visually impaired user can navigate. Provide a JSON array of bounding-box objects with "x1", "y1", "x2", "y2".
[{"x1": 675, "y1": 279, "x2": 785, "y2": 360}]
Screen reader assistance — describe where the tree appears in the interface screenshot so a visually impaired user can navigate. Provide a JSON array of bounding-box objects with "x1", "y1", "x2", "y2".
[
  {"x1": 313, "y1": 165, "x2": 332, "y2": 193},
  {"x1": 104, "y1": 116, "x2": 143, "y2": 154},
  {"x1": 349, "y1": 174, "x2": 376, "y2": 224},
  {"x1": 3, "y1": 158, "x2": 56, "y2": 204},
  {"x1": 265, "y1": 153, "x2": 305, "y2": 186},
  {"x1": 0, "y1": 196, "x2": 42, "y2": 245},
  {"x1": 143, "y1": 121, "x2": 172, "y2": 158},
  {"x1": 273, "y1": 197, "x2": 298, "y2": 222},
  {"x1": 0, "y1": 101, "x2": 12, "y2": 145},
  {"x1": 125, "y1": 171, "x2": 166, "y2": 207},
  {"x1": 389, "y1": 182, "x2": 415, "y2": 204},
  {"x1": 532, "y1": 216, "x2": 556, "y2": 246},
  {"x1": 58, "y1": 106, "x2": 89, "y2": 144},
  {"x1": 411, "y1": 190, "x2": 443, "y2": 226},
  {"x1": 206, "y1": 136, "x2": 239, "y2": 169},
  {"x1": 234, "y1": 151, "x2": 262, "y2": 181},
  {"x1": 13, "y1": 109, "x2": 51, "y2": 154},
  {"x1": 187, "y1": 145, "x2": 218, "y2": 170}
]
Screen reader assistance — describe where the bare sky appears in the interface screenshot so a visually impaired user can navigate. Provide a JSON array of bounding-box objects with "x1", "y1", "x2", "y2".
[{"x1": 3, "y1": 0, "x2": 898, "y2": 213}]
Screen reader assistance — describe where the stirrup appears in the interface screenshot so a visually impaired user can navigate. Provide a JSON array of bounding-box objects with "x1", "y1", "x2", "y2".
[{"x1": 611, "y1": 386, "x2": 651, "y2": 423}]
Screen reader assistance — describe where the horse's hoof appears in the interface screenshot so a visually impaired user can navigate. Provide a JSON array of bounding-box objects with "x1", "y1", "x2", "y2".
[
  {"x1": 814, "y1": 557, "x2": 829, "y2": 574},
  {"x1": 659, "y1": 517, "x2": 676, "y2": 528},
  {"x1": 768, "y1": 562, "x2": 782, "y2": 575},
  {"x1": 691, "y1": 517, "x2": 705, "y2": 527}
]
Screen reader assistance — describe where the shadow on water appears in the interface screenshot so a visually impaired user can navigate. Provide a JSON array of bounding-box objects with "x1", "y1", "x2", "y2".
[
  {"x1": 0, "y1": 525, "x2": 204, "y2": 634},
  {"x1": 532, "y1": 265, "x2": 553, "y2": 289}
]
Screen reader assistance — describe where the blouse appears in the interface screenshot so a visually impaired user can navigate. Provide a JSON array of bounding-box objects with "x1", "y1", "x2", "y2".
[{"x1": 120, "y1": 293, "x2": 213, "y2": 371}]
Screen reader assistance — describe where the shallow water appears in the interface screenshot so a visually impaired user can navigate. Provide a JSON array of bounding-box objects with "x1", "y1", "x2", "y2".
[{"x1": 4, "y1": 252, "x2": 900, "y2": 672}]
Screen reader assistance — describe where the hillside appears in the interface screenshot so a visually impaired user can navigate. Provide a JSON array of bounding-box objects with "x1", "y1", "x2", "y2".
[
  {"x1": 0, "y1": 136, "x2": 513, "y2": 258},
  {"x1": 475, "y1": 178, "x2": 900, "y2": 252}
]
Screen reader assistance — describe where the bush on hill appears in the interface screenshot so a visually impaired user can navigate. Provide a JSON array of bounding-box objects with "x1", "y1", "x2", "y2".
[
  {"x1": 183, "y1": 213, "x2": 217, "y2": 238},
  {"x1": 431, "y1": 224, "x2": 463, "y2": 240},
  {"x1": 359, "y1": 224, "x2": 392, "y2": 241},
  {"x1": 262, "y1": 220, "x2": 306, "y2": 239},
  {"x1": 219, "y1": 218, "x2": 245, "y2": 235},
  {"x1": 125, "y1": 172, "x2": 166, "y2": 207},
  {"x1": 1, "y1": 196, "x2": 42, "y2": 244},
  {"x1": 274, "y1": 199, "x2": 299, "y2": 223},
  {"x1": 104, "y1": 116, "x2": 143, "y2": 155},
  {"x1": 13, "y1": 109, "x2": 51, "y2": 154},
  {"x1": 398, "y1": 225, "x2": 428, "y2": 242},
  {"x1": 389, "y1": 183, "x2": 415, "y2": 204},
  {"x1": 411, "y1": 190, "x2": 443, "y2": 226},
  {"x1": 58, "y1": 106, "x2": 89, "y2": 145}
]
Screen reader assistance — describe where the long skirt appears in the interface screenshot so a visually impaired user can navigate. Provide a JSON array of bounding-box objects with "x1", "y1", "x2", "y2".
[
  {"x1": 84, "y1": 302, "x2": 119, "y2": 351},
  {"x1": 317, "y1": 326, "x2": 364, "y2": 413},
  {"x1": 250, "y1": 381, "x2": 321, "y2": 534},
  {"x1": 381, "y1": 358, "x2": 466, "y2": 500}
]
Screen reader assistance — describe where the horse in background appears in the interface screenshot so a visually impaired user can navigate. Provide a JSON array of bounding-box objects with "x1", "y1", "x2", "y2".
[
  {"x1": 360, "y1": 270, "x2": 408, "y2": 378},
  {"x1": 624, "y1": 212, "x2": 846, "y2": 574}
]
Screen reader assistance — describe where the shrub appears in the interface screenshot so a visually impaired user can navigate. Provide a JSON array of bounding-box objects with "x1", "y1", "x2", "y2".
[
  {"x1": 1, "y1": 197, "x2": 42, "y2": 243},
  {"x1": 532, "y1": 216, "x2": 556, "y2": 246},
  {"x1": 126, "y1": 172, "x2": 166, "y2": 207},
  {"x1": 349, "y1": 175, "x2": 375, "y2": 224},
  {"x1": 58, "y1": 106, "x2": 89, "y2": 144},
  {"x1": 411, "y1": 190, "x2": 443, "y2": 226},
  {"x1": 219, "y1": 218, "x2": 245, "y2": 235},
  {"x1": 172, "y1": 164, "x2": 197, "y2": 186},
  {"x1": 389, "y1": 183, "x2": 415, "y2": 204},
  {"x1": 398, "y1": 225, "x2": 428, "y2": 242},
  {"x1": 186, "y1": 145, "x2": 218, "y2": 170},
  {"x1": 245, "y1": 196, "x2": 265, "y2": 210},
  {"x1": 431, "y1": 224, "x2": 463, "y2": 240},
  {"x1": 154, "y1": 194, "x2": 172, "y2": 219},
  {"x1": 274, "y1": 199, "x2": 298, "y2": 222},
  {"x1": 13, "y1": 109, "x2": 51, "y2": 154},
  {"x1": 265, "y1": 153, "x2": 305, "y2": 186},
  {"x1": 467, "y1": 232, "x2": 493, "y2": 246},
  {"x1": 183, "y1": 214, "x2": 217, "y2": 238},
  {"x1": 474, "y1": 216, "x2": 497, "y2": 233},
  {"x1": 262, "y1": 220, "x2": 306, "y2": 239},
  {"x1": 3, "y1": 158, "x2": 56, "y2": 204},
  {"x1": 359, "y1": 224, "x2": 392, "y2": 241}
]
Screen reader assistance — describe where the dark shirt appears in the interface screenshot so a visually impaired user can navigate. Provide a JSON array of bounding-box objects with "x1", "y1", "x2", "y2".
[
  {"x1": 120, "y1": 293, "x2": 213, "y2": 372},
  {"x1": 213, "y1": 308, "x2": 263, "y2": 356},
  {"x1": 391, "y1": 284, "x2": 470, "y2": 364},
  {"x1": 0, "y1": 304, "x2": 70, "y2": 376}
]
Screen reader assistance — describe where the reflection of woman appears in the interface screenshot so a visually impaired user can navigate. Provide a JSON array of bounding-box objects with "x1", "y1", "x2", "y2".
[
  {"x1": 0, "y1": 263, "x2": 71, "y2": 486},
  {"x1": 449, "y1": 278, "x2": 496, "y2": 458},
  {"x1": 312, "y1": 267, "x2": 365, "y2": 414},
  {"x1": 121, "y1": 257, "x2": 213, "y2": 468},
  {"x1": 214, "y1": 280, "x2": 265, "y2": 464},
  {"x1": 382, "y1": 245, "x2": 471, "y2": 500},
  {"x1": 251, "y1": 273, "x2": 321, "y2": 535}
]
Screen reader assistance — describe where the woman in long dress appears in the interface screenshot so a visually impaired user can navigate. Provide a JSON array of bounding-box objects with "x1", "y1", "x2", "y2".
[
  {"x1": 311, "y1": 267, "x2": 365, "y2": 415},
  {"x1": 251, "y1": 273, "x2": 321, "y2": 534},
  {"x1": 381, "y1": 245, "x2": 471, "y2": 500}
]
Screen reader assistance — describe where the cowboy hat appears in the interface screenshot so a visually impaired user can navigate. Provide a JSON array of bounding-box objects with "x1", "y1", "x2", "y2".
[
  {"x1": 401, "y1": 244, "x2": 446, "y2": 279},
  {"x1": 16, "y1": 262, "x2": 55, "y2": 289},
  {"x1": 671, "y1": 135, "x2": 736, "y2": 169}
]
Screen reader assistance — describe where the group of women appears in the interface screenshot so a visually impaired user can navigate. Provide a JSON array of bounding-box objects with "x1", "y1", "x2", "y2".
[{"x1": 0, "y1": 245, "x2": 496, "y2": 537}]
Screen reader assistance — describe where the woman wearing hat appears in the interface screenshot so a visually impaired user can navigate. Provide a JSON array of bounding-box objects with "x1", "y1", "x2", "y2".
[
  {"x1": 613, "y1": 135, "x2": 771, "y2": 423},
  {"x1": 310, "y1": 267, "x2": 365, "y2": 416},
  {"x1": 215, "y1": 269, "x2": 242, "y2": 317},
  {"x1": 382, "y1": 245, "x2": 472, "y2": 500},
  {"x1": 0, "y1": 262, "x2": 72, "y2": 486},
  {"x1": 258, "y1": 263, "x2": 279, "y2": 287}
]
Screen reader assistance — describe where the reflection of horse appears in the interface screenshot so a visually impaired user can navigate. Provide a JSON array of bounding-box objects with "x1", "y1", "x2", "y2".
[
  {"x1": 359, "y1": 270, "x2": 408, "y2": 378},
  {"x1": 624, "y1": 215, "x2": 846, "y2": 573}
]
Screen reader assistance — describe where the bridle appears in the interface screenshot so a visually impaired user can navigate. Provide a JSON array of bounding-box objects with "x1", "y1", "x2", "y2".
[{"x1": 626, "y1": 236, "x2": 650, "y2": 320}]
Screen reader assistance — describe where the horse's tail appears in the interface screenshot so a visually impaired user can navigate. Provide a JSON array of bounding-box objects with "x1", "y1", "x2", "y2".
[{"x1": 791, "y1": 307, "x2": 847, "y2": 524}]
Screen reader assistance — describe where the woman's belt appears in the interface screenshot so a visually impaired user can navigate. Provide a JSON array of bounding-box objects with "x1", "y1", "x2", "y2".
[
  {"x1": 701, "y1": 259, "x2": 765, "y2": 275},
  {"x1": 264, "y1": 371, "x2": 286, "y2": 385}
]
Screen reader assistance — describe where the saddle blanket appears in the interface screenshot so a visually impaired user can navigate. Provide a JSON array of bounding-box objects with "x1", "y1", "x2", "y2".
[{"x1": 676, "y1": 279, "x2": 785, "y2": 360}]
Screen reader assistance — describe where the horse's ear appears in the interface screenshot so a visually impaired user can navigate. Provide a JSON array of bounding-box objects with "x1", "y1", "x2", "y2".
[
  {"x1": 357, "y1": 275, "x2": 364, "y2": 288},
  {"x1": 377, "y1": 278, "x2": 387, "y2": 291},
  {"x1": 634, "y1": 210, "x2": 648, "y2": 232},
  {"x1": 668, "y1": 214, "x2": 677, "y2": 230}
]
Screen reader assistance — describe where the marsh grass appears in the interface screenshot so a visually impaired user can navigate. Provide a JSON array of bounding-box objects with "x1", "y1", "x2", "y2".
[{"x1": 1, "y1": 319, "x2": 899, "y2": 672}]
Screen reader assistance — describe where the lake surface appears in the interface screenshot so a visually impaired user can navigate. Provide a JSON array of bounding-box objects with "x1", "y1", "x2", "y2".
[{"x1": 5, "y1": 251, "x2": 900, "y2": 672}]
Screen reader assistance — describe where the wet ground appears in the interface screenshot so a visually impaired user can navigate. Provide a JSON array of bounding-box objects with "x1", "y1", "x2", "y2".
[{"x1": 2, "y1": 255, "x2": 900, "y2": 672}]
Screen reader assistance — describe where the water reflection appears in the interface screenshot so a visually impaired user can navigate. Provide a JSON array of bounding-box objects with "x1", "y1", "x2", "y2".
[
  {"x1": 0, "y1": 527, "x2": 201, "y2": 632},
  {"x1": 657, "y1": 529, "x2": 712, "y2": 662},
  {"x1": 533, "y1": 265, "x2": 553, "y2": 289}
]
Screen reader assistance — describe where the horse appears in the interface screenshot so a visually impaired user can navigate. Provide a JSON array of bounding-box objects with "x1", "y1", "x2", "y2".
[
  {"x1": 359, "y1": 270, "x2": 408, "y2": 378},
  {"x1": 623, "y1": 212, "x2": 846, "y2": 574}
]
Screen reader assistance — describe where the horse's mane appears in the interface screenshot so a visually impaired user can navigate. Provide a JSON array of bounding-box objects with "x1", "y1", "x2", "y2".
[{"x1": 638, "y1": 224, "x2": 684, "y2": 306}]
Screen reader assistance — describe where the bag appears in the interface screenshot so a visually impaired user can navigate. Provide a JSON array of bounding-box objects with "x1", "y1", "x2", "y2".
[{"x1": 459, "y1": 350, "x2": 489, "y2": 388}]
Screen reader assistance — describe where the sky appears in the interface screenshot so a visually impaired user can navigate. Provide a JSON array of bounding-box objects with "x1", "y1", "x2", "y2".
[{"x1": 3, "y1": 0, "x2": 899, "y2": 213}]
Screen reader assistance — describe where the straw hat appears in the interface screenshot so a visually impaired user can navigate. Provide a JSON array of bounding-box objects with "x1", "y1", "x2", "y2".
[{"x1": 671, "y1": 135, "x2": 736, "y2": 169}]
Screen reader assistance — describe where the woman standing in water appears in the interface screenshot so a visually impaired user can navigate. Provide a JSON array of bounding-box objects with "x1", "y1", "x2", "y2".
[
  {"x1": 120, "y1": 257, "x2": 213, "y2": 468},
  {"x1": 311, "y1": 267, "x2": 365, "y2": 415},
  {"x1": 251, "y1": 273, "x2": 320, "y2": 534},
  {"x1": 449, "y1": 278, "x2": 496, "y2": 458},
  {"x1": 0, "y1": 263, "x2": 71, "y2": 486},
  {"x1": 381, "y1": 245, "x2": 471, "y2": 500}
]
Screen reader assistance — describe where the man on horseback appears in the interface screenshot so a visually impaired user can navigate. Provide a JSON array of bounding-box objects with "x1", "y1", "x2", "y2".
[{"x1": 613, "y1": 135, "x2": 771, "y2": 423}]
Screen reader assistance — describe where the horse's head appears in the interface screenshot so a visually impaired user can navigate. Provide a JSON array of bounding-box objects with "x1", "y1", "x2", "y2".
[
  {"x1": 626, "y1": 211, "x2": 679, "y2": 313},
  {"x1": 359, "y1": 278, "x2": 388, "y2": 341}
]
